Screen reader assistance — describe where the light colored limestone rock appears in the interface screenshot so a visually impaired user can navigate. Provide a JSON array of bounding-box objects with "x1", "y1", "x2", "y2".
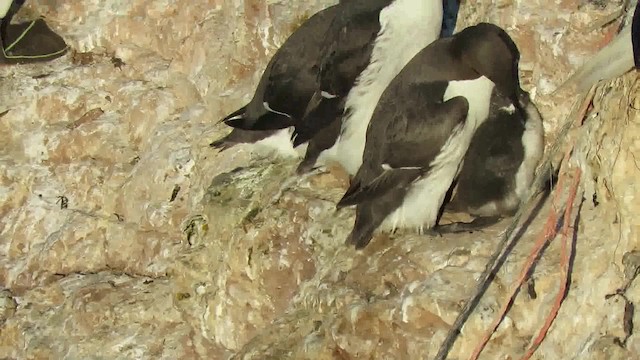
[{"x1": 0, "y1": 0, "x2": 639, "y2": 359}]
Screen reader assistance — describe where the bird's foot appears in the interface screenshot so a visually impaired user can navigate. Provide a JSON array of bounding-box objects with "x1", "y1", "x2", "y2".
[
  {"x1": 434, "y1": 217, "x2": 502, "y2": 234},
  {"x1": 295, "y1": 160, "x2": 323, "y2": 175},
  {"x1": 209, "y1": 138, "x2": 234, "y2": 151}
]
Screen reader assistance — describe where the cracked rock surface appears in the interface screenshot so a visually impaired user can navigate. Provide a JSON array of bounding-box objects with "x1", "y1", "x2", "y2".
[{"x1": 1, "y1": 0, "x2": 640, "y2": 359}]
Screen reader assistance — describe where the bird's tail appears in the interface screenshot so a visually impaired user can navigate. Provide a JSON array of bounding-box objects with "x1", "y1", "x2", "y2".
[
  {"x1": 337, "y1": 167, "x2": 422, "y2": 209},
  {"x1": 554, "y1": 26, "x2": 634, "y2": 94},
  {"x1": 210, "y1": 128, "x2": 276, "y2": 151},
  {"x1": 345, "y1": 203, "x2": 383, "y2": 249},
  {"x1": 345, "y1": 225, "x2": 377, "y2": 249},
  {"x1": 209, "y1": 136, "x2": 236, "y2": 152},
  {"x1": 219, "y1": 106, "x2": 247, "y2": 124}
]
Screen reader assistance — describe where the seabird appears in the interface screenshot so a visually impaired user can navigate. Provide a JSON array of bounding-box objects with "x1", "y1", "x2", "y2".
[
  {"x1": 437, "y1": 88, "x2": 545, "y2": 233},
  {"x1": 216, "y1": 1, "x2": 458, "y2": 175},
  {"x1": 210, "y1": 3, "x2": 342, "y2": 155},
  {"x1": 292, "y1": 0, "x2": 448, "y2": 175},
  {"x1": 0, "y1": 0, "x2": 25, "y2": 44},
  {"x1": 336, "y1": 22, "x2": 528, "y2": 249},
  {"x1": 0, "y1": 0, "x2": 67, "y2": 64},
  {"x1": 554, "y1": 1, "x2": 640, "y2": 93}
]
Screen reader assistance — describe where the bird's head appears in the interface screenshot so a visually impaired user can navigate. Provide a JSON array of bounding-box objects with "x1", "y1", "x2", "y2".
[{"x1": 453, "y1": 22, "x2": 528, "y2": 117}]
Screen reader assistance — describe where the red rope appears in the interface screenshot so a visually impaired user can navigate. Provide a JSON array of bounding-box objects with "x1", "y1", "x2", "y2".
[
  {"x1": 469, "y1": 87, "x2": 595, "y2": 360},
  {"x1": 468, "y1": 175, "x2": 563, "y2": 360},
  {"x1": 521, "y1": 167, "x2": 582, "y2": 360}
]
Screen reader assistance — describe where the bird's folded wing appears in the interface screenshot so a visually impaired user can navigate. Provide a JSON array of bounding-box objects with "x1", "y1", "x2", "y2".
[
  {"x1": 338, "y1": 94, "x2": 470, "y2": 207},
  {"x1": 299, "y1": 1, "x2": 389, "y2": 133}
]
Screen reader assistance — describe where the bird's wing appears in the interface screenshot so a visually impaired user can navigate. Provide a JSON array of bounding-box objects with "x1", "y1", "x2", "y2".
[
  {"x1": 338, "y1": 88, "x2": 470, "y2": 207},
  {"x1": 293, "y1": 1, "x2": 391, "y2": 143},
  {"x1": 265, "y1": 5, "x2": 340, "y2": 94},
  {"x1": 380, "y1": 88, "x2": 470, "y2": 169},
  {"x1": 251, "y1": 4, "x2": 342, "y2": 123},
  {"x1": 227, "y1": 5, "x2": 342, "y2": 130},
  {"x1": 316, "y1": 0, "x2": 391, "y2": 96}
]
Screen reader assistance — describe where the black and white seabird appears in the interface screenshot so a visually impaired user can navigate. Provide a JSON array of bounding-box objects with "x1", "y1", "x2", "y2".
[
  {"x1": 436, "y1": 89, "x2": 545, "y2": 233},
  {"x1": 292, "y1": 0, "x2": 447, "y2": 175},
  {"x1": 555, "y1": 1, "x2": 640, "y2": 93},
  {"x1": 217, "y1": 1, "x2": 455, "y2": 175},
  {"x1": 210, "y1": 3, "x2": 342, "y2": 155},
  {"x1": 336, "y1": 23, "x2": 528, "y2": 249},
  {"x1": 0, "y1": 0, "x2": 25, "y2": 44}
]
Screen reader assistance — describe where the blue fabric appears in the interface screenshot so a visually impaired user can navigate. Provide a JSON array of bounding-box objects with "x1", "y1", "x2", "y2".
[{"x1": 441, "y1": 0, "x2": 460, "y2": 38}]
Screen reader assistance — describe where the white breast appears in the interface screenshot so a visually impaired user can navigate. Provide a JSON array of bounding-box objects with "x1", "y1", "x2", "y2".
[
  {"x1": 0, "y1": 0, "x2": 12, "y2": 18},
  {"x1": 381, "y1": 76, "x2": 496, "y2": 233},
  {"x1": 321, "y1": 0, "x2": 444, "y2": 175},
  {"x1": 514, "y1": 101, "x2": 545, "y2": 201},
  {"x1": 254, "y1": 128, "x2": 307, "y2": 158}
]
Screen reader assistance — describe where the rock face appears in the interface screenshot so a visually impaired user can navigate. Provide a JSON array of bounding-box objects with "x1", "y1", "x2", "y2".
[{"x1": 0, "y1": 0, "x2": 639, "y2": 359}]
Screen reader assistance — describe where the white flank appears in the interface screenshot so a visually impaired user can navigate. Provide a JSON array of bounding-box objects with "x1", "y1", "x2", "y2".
[
  {"x1": 381, "y1": 77, "x2": 496, "y2": 233},
  {"x1": 322, "y1": 0, "x2": 444, "y2": 175},
  {"x1": 250, "y1": 102, "x2": 301, "y2": 158},
  {"x1": 514, "y1": 101, "x2": 545, "y2": 201},
  {"x1": 254, "y1": 128, "x2": 307, "y2": 158},
  {"x1": 0, "y1": 0, "x2": 11, "y2": 19}
]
